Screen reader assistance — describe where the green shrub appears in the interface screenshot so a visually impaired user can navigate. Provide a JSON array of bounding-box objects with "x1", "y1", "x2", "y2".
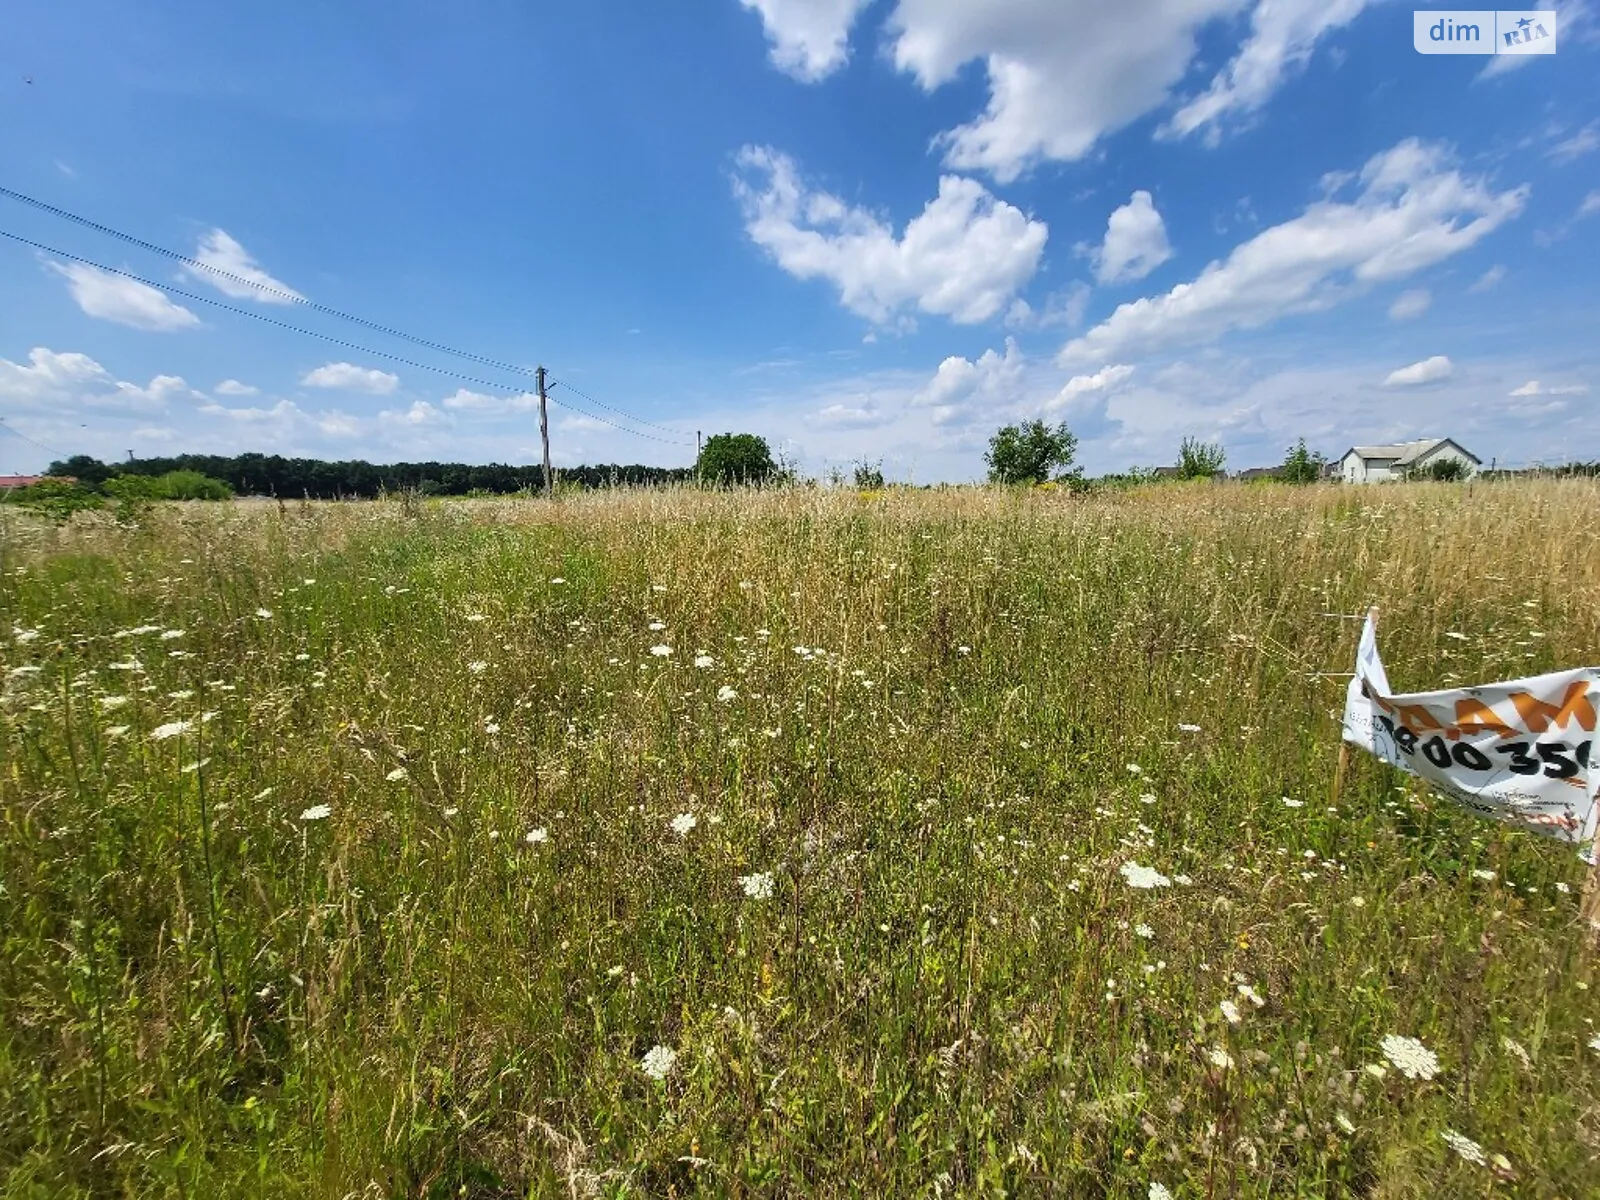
[
  {"x1": 1417, "y1": 457, "x2": 1467, "y2": 482},
  {"x1": 1177, "y1": 437, "x2": 1226, "y2": 479},
  {"x1": 2, "y1": 478, "x2": 105, "y2": 520},
  {"x1": 103, "y1": 471, "x2": 233, "y2": 501},
  {"x1": 154, "y1": 470, "x2": 233, "y2": 500}
]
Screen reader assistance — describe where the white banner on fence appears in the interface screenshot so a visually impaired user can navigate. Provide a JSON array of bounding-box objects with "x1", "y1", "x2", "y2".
[{"x1": 1341, "y1": 614, "x2": 1599, "y2": 857}]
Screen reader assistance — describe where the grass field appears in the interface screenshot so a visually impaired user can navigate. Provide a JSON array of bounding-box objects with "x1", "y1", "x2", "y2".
[{"x1": 3, "y1": 481, "x2": 1599, "y2": 1198}]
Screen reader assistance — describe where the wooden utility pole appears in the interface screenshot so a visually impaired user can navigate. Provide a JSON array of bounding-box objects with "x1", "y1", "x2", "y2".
[{"x1": 535, "y1": 366, "x2": 553, "y2": 498}]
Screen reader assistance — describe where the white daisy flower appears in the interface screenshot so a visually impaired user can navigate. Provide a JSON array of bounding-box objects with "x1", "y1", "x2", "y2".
[
  {"x1": 717, "y1": 685, "x2": 739, "y2": 702},
  {"x1": 385, "y1": 767, "x2": 409, "y2": 782},
  {"x1": 299, "y1": 804, "x2": 331, "y2": 822},
  {"x1": 1207, "y1": 1047, "x2": 1234, "y2": 1070},
  {"x1": 693, "y1": 654, "x2": 715, "y2": 668},
  {"x1": 649, "y1": 645, "x2": 672, "y2": 657},
  {"x1": 670, "y1": 812, "x2": 698, "y2": 836},
  {"x1": 525, "y1": 827, "x2": 549, "y2": 844},
  {"x1": 1220, "y1": 999, "x2": 1242, "y2": 1025},
  {"x1": 150, "y1": 720, "x2": 193, "y2": 741}
]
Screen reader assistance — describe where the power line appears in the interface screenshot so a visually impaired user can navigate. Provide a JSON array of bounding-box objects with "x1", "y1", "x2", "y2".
[
  {"x1": 0, "y1": 185, "x2": 535, "y2": 378},
  {"x1": 0, "y1": 185, "x2": 691, "y2": 442},
  {"x1": 546, "y1": 377, "x2": 687, "y2": 436},
  {"x1": 0, "y1": 229, "x2": 694, "y2": 446},
  {"x1": 0, "y1": 417, "x2": 69, "y2": 458}
]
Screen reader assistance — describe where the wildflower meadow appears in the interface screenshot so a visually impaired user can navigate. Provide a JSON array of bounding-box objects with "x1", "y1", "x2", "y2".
[{"x1": 2, "y1": 481, "x2": 1599, "y2": 1196}]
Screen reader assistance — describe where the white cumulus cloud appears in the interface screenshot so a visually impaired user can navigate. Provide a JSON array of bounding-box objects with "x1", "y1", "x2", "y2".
[
  {"x1": 885, "y1": 0, "x2": 1246, "y2": 181},
  {"x1": 1059, "y1": 140, "x2": 1527, "y2": 365},
  {"x1": 1091, "y1": 191, "x2": 1174, "y2": 284},
  {"x1": 1388, "y1": 289, "x2": 1431, "y2": 320},
  {"x1": 1052, "y1": 363, "x2": 1135, "y2": 405},
  {"x1": 47, "y1": 262, "x2": 200, "y2": 331},
  {"x1": 379, "y1": 400, "x2": 448, "y2": 427},
  {"x1": 214, "y1": 379, "x2": 259, "y2": 396},
  {"x1": 733, "y1": 145, "x2": 1048, "y2": 325},
  {"x1": 739, "y1": 0, "x2": 871, "y2": 81},
  {"x1": 1164, "y1": 0, "x2": 1371, "y2": 142},
  {"x1": 301, "y1": 362, "x2": 400, "y2": 394},
  {"x1": 1383, "y1": 355, "x2": 1452, "y2": 387},
  {"x1": 185, "y1": 230, "x2": 303, "y2": 303},
  {"x1": 911, "y1": 337, "x2": 1025, "y2": 424}
]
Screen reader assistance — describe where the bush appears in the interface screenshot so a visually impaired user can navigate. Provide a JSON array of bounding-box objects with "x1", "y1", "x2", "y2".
[
  {"x1": 1177, "y1": 437, "x2": 1226, "y2": 480},
  {"x1": 3, "y1": 478, "x2": 105, "y2": 520},
  {"x1": 103, "y1": 471, "x2": 233, "y2": 501},
  {"x1": 853, "y1": 459, "x2": 885, "y2": 490},
  {"x1": 155, "y1": 470, "x2": 233, "y2": 500},
  {"x1": 1416, "y1": 458, "x2": 1467, "y2": 482}
]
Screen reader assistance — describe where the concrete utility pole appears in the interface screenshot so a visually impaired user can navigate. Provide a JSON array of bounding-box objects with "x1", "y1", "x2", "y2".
[
  {"x1": 535, "y1": 366, "x2": 553, "y2": 498},
  {"x1": 697, "y1": 430, "x2": 702, "y2": 461}
]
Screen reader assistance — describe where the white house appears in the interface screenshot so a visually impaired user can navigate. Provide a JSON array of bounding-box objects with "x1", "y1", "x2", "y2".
[{"x1": 1337, "y1": 438, "x2": 1481, "y2": 483}]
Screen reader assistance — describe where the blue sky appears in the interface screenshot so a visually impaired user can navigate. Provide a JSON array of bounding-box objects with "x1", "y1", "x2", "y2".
[{"x1": 1, "y1": 0, "x2": 1596, "y2": 480}]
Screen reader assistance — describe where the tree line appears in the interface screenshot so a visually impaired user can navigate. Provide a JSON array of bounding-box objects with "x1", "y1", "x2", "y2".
[{"x1": 46, "y1": 454, "x2": 694, "y2": 499}]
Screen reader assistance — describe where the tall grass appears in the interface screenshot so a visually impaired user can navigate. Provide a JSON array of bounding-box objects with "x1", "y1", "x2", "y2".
[{"x1": 2, "y1": 481, "x2": 1599, "y2": 1196}]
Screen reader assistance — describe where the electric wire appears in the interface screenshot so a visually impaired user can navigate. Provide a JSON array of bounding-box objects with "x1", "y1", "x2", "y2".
[
  {"x1": 0, "y1": 229, "x2": 694, "y2": 446},
  {"x1": 545, "y1": 377, "x2": 687, "y2": 435},
  {"x1": 0, "y1": 417, "x2": 69, "y2": 458},
  {"x1": 0, "y1": 186, "x2": 691, "y2": 441}
]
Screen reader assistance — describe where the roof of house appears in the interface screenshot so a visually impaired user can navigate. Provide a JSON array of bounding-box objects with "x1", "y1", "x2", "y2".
[
  {"x1": 1232, "y1": 467, "x2": 1280, "y2": 481},
  {"x1": 0, "y1": 475, "x2": 56, "y2": 488},
  {"x1": 1340, "y1": 438, "x2": 1480, "y2": 466}
]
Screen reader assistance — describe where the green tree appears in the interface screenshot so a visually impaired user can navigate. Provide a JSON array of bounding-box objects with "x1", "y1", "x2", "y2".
[
  {"x1": 1177, "y1": 437, "x2": 1226, "y2": 480},
  {"x1": 696, "y1": 433, "x2": 777, "y2": 486},
  {"x1": 984, "y1": 420, "x2": 1078, "y2": 485},
  {"x1": 46, "y1": 455, "x2": 116, "y2": 487},
  {"x1": 1280, "y1": 439, "x2": 1325, "y2": 484}
]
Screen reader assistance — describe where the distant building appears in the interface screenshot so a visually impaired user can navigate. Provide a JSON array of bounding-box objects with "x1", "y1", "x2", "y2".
[
  {"x1": 1232, "y1": 467, "x2": 1280, "y2": 482},
  {"x1": 1336, "y1": 439, "x2": 1480, "y2": 483},
  {"x1": 0, "y1": 475, "x2": 64, "y2": 489}
]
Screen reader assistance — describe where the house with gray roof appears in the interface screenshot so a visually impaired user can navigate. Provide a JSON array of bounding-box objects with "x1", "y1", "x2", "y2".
[{"x1": 1337, "y1": 438, "x2": 1480, "y2": 483}]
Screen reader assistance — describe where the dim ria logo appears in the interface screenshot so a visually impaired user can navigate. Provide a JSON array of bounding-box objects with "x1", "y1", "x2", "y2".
[{"x1": 1414, "y1": 10, "x2": 1557, "y2": 54}]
